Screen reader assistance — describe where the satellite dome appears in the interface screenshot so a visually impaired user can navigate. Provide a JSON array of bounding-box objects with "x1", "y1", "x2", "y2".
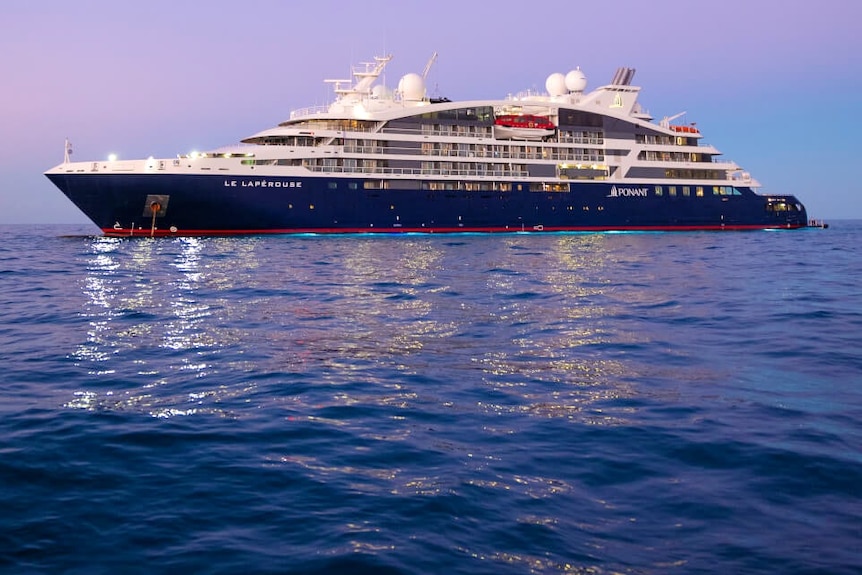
[
  {"x1": 398, "y1": 73, "x2": 425, "y2": 101},
  {"x1": 371, "y1": 84, "x2": 393, "y2": 99},
  {"x1": 565, "y1": 68, "x2": 587, "y2": 92},
  {"x1": 545, "y1": 73, "x2": 567, "y2": 97}
]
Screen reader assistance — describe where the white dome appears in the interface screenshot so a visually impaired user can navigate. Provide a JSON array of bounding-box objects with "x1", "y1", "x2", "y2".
[
  {"x1": 371, "y1": 84, "x2": 393, "y2": 99},
  {"x1": 398, "y1": 73, "x2": 425, "y2": 101},
  {"x1": 565, "y1": 69, "x2": 587, "y2": 92},
  {"x1": 545, "y1": 73, "x2": 567, "y2": 97}
]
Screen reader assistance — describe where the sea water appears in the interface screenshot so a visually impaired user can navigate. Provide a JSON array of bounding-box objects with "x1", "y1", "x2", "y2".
[{"x1": 1, "y1": 223, "x2": 860, "y2": 574}]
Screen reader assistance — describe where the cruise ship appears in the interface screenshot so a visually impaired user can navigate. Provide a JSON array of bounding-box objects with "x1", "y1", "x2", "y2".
[{"x1": 45, "y1": 54, "x2": 809, "y2": 236}]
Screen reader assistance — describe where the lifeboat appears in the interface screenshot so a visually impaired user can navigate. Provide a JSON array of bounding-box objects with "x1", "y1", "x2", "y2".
[
  {"x1": 670, "y1": 125, "x2": 700, "y2": 134},
  {"x1": 494, "y1": 114, "x2": 556, "y2": 140}
]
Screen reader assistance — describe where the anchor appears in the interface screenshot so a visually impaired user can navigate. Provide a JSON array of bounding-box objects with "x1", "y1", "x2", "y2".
[{"x1": 142, "y1": 194, "x2": 170, "y2": 237}]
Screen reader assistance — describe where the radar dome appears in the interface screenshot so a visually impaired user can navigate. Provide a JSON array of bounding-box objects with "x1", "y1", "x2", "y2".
[
  {"x1": 398, "y1": 73, "x2": 425, "y2": 101},
  {"x1": 371, "y1": 84, "x2": 393, "y2": 99},
  {"x1": 565, "y1": 69, "x2": 587, "y2": 92},
  {"x1": 545, "y1": 73, "x2": 567, "y2": 97}
]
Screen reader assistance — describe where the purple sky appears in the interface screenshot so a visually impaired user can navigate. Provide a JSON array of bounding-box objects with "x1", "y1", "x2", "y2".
[{"x1": 2, "y1": 0, "x2": 859, "y2": 225}]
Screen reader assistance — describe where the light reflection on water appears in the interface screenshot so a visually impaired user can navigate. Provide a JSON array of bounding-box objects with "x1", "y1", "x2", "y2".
[
  {"x1": 70, "y1": 236, "x2": 266, "y2": 416},
  {"x1": 14, "y1": 224, "x2": 858, "y2": 574},
  {"x1": 66, "y1": 233, "x2": 699, "y2": 425}
]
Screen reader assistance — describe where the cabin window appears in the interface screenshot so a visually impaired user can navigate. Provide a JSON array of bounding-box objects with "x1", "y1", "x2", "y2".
[
  {"x1": 767, "y1": 202, "x2": 798, "y2": 212},
  {"x1": 696, "y1": 186, "x2": 704, "y2": 197}
]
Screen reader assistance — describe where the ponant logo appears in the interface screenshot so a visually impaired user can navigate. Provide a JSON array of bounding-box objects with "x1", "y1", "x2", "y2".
[{"x1": 608, "y1": 185, "x2": 648, "y2": 197}]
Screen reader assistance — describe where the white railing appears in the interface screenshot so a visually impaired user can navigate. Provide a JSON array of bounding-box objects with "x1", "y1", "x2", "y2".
[
  {"x1": 289, "y1": 105, "x2": 331, "y2": 119},
  {"x1": 305, "y1": 166, "x2": 530, "y2": 178}
]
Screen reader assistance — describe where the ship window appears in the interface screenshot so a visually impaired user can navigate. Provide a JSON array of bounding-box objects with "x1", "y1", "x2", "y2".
[
  {"x1": 655, "y1": 187, "x2": 663, "y2": 197},
  {"x1": 682, "y1": 186, "x2": 690, "y2": 197},
  {"x1": 328, "y1": 182, "x2": 338, "y2": 189},
  {"x1": 348, "y1": 182, "x2": 358, "y2": 190},
  {"x1": 696, "y1": 186, "x2": 704, "y2": 197},
  {"x1": 669, "y1": 186, "x2": 677, "y2": 197}
]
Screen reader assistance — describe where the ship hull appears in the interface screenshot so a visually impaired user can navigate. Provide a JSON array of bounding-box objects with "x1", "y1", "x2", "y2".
[{"x1": 46, "y1": 172, "x2": 808, "y2": 236}]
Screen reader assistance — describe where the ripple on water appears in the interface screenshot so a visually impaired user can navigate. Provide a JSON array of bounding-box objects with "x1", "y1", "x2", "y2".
[{"x1": 0, "y1": 225, "x2": 860, "y2": 574}]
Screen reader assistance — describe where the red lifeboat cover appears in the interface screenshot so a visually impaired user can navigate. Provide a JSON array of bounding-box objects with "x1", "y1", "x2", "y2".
[{"x1": 494, "y1": 114, "x2": 555, "y2": 130}]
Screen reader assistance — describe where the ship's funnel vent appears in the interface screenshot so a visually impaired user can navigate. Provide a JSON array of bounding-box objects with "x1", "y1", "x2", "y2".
[{"x1": 610, "y1": 67, "x2": 636, "y2": 86}]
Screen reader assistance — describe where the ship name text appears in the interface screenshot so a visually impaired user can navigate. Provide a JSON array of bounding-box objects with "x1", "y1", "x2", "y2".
[{"x1": 224, "y1": 179, "x2": 302, "y2": 188}]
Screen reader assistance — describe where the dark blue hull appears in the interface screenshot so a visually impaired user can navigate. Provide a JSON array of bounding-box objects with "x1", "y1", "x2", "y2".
[{"x1": 46, "y1": 173, "x2": 808, "y2": 236}]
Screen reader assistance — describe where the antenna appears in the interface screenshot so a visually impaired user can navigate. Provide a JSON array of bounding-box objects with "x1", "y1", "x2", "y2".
[
  {"x1": 64, "y1": 138, "x2": 73, "y2": 164},
  {"x1": 422, "y1": 52, "x2": 438, "y2": 80}
]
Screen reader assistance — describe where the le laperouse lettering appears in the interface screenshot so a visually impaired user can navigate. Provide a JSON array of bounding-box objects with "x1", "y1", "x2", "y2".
[{"x1": 224, "y1": 179, "x2": 302, "y2": 188}]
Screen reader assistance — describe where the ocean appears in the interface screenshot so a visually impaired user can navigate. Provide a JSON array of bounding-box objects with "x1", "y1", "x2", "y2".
[{"x1": 1, "y1": 223, "x2": 860, "y2": 574}]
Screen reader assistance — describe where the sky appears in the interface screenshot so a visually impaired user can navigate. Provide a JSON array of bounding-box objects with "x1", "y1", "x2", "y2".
[{"x1": 1, "y1": 0, "x2": 860, "y2": 225}]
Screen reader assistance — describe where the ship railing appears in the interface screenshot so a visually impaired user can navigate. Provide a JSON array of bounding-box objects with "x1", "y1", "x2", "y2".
[
  {"x1": 381, "y1": 126, "x2": 607, "y2": 146},
  {"x1": 305, "y1": 166, "x2": 530, "y2": 177},
  {"x1": 383, "y1": 126, "x2": 494, "y2": 139},
  {"x1": 637, "y1": 152, "x2": 741, "y2": 166},
  {"x1": 557, "y1": 136, "x2": 605, "y2": 145},
  {"x1": 289, "y1": 105, "x2": 331, "y2": 119},
  {"x1": 727, "y1": 168, "x2": 752, "y2": 182},
  {"x1": 342, "y1": 144, "x2": 602, "y2": 163}
]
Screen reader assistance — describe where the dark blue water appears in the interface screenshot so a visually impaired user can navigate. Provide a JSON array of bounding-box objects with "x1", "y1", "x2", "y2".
[{"x1": 1, "y1": 223, "x2": 860, "y2": 574}]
